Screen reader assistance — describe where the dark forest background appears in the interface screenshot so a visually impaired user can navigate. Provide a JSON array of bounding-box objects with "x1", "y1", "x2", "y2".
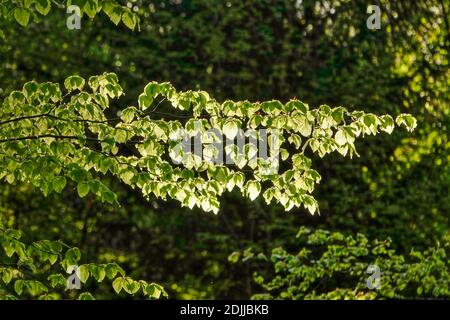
[{"x1": 0, "y1": 0, "x2": 448, "y2": 299}]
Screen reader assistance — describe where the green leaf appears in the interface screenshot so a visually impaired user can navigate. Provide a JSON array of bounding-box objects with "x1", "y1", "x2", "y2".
[
  {"x1": 122, "y1": 11, "x2": 136, "y2": 30},
  {"x1": 89, "y1": 264, "x2": 106, "y2": 282},
  {"x1": 288, "y1": 134, "x2": 302, "y2": 149},
  {"x1": 335, "y1": 129, "x2": 347, "y2": 146},
  {"x1": 138, "y1": 94, "x2": 153, "y2": 110},
  {"x1": 363, "y1": 114, "x2": 377, "y2": 126},
  {"x1": 48, "y1": 274, "x2": 67, "y2": 288},
  {"x1": 120, "y1": 106, "x2": 136, "y2": 123},
  {"x1": 64, "y1": 75, "x2": 85, "y2": 92},
  {"x1": 14, "y1": 8, "x2": 30, "y2": 27},
  {"x1": 35, "y1": 0, "x2": 51, "y2": 15},
  {"x1": 112, "y1": 277, "x2": 124, "y2": 294},
  {"x1": 65, "y1": 247, "x2": 81, "y2": 265},
  {"x1": 123, "y1": 278, "x2": 140, "y2": 295},
  {"x1": 52, "y1": 176, "x2": 67, "y2": 193},
  {"x1": 294, "y1": 114, "x2": 312, "y2": 137},
  {"x1": 228, "y1": 251, "x2": 241, "y2": 264},
  {"x1": 396, "y1": 114, "x2": 417, "y2": 132},
  {"x1": 77, "y1": 264, "x2": 90, "y2": 283},
  {"x1": 77, "y1": 182, "x2": 90, "y2": 198},
  {"x1": 14, "y1": 280, "x2": 24, "y2": 296},
  {"x1": 78, "y1": 292, "x2": 95, "y2": 300},
  {"x1": 101, "y1": 190, "x2": 116, "y2": 204},
  {"x1": 249, "y1": 115, "x2": 263, "y2": 128},
  {"x1": 246, "y1": 181, "x2": 261, "y2": 201},
  {"x1": 146, "y1": 283, "x2": 164, "y2": 299},
  {"x1": 417, "y1": 286, "x2": 423, "y2": 295},
  {"x1": 286, "y1": 100, "x2": 309, "y2": 113},
  {"x1": 83, "y1": 0, "x2": 99, "y2": 19},
  {"x1": 303, "y1": 195, "x2": 318, "y2": 215},
  {"x1": 23, "y1": 81, "x2": 40, "y2": 99},
  {"x1": 2, "y1": 269, "x2": 12, "y2": 284},
  {"x1": 27, "y1": 280, "x2": 48, "y2": 296},
  {"x1": 222, "y1": 119, "x2": 240, "y2": 140},
  {"x1": 105, "y1": 263, "x2": 124, "y2": 279},
  {"x1": 262, "y1": 188, "x2": 274, "y2": 204},
  {"x1": 103, "y1": 1, "x2": 122, "y2": 25},
  {"x1": 380, "y1": 115, "x2": 395, "y2": 134},
  {"x1": 331, "y1": 107, "x2": 344, "y2": 124}
]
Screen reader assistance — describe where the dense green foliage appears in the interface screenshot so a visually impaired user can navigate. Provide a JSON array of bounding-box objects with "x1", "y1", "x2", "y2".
[
  {"x1": 0, "y1": 72, "x2": 416, "y2": 213},
  {"x1": 231, "y1": 227, "x2": 450, "y2": 299},
  {"x1": 0, "y1": 222, "x2": 166, "y2": 299},
  {"x1": 0, "y1": 0, "x2": 448, "y2": 299},
  {"x1": 0, "y1": 0, "x2": 139, "y2": 31}
]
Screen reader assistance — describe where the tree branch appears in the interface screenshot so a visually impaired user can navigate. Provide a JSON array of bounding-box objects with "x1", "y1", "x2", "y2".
[{"x1": 0, "y1": 135, "x2": 100, "y2": 143}]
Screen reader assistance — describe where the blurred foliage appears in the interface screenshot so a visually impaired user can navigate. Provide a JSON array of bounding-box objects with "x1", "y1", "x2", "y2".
[
  {"x1": 0, "y1": 0, "x2": 449, "y2": 299},
  {"x1": 231, "y1": 227, "x2": 450, "y2": 299},
  {"x1": 0, "y1": 0, "x2": 140, "y2": 30},
  {"x1": 0, "y1": 217, "x2": 167, "y2": 300}
]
